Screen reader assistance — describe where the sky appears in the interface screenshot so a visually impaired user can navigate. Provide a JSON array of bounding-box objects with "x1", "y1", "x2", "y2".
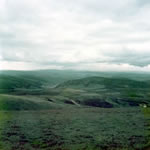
[{"x1": 0, "y1": 0, "x2": 150, "y2": 72}]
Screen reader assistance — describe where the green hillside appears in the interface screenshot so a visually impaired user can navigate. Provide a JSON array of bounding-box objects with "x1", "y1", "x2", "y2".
[
  {"x1": 0, "y1": 70, "x2": 150, "y2": 109},
  {"x1": 0, "y1": 74, "x2": 42, "y2": 93},
  {"x1": 0, "y1": 70, "x2": 93, "y2": 87},
  {"x1": 1, "y1": 70, "x2": 150, "y2": 86},
  {"x1": 57, "y1": 76, "x2": 150, "y2": 89},
  {"x1": 56, "y1": 77, "x2": 150, "y2": 108},
  {"x1": 0, "y1": 94, "x2": 60, "y2": 110}
]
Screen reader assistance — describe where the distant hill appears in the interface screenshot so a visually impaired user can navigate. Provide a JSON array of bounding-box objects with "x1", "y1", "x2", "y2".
[
  {"x1": 1, "y1": 70, "x2": 150, "y2": 87},
  {"x1": 0, "y1": 94, "x2": 58, "y2": 110},
  {"x1": 0, "y1": 70, "x2": 93, "y2": 93},
  {"x1": 0, "y1": 70, "x2": 93, "y2": 87},
  {"x1": 56, "y1": 76, "x2": 150, "y2": 108},
  {"x1": 0, "y1": 70, "x2": 150, "y2": 108},
  {"x1": 0, "y1": 74, "x2": 42, "y2": 93},
  {"x1": 57, "y1": 76, "x2": 150, "y2": 89}
]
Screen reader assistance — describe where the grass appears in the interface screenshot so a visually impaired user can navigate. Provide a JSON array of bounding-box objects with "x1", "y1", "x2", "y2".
[
  {"x1": 0, "y1": 75, "x2": 42, "y2": 94},
  {"x1": 0, "y1": 107, "x2": 149, "y2": 150},
  {"x1": 0, "y1": 112, "x2": 12, "y2": 150},
  {"x1": 142, "y1": 108, "x2": 150, "y2": 149},
  {"x1": 1, "y1": 70, "x2": 150, "y2": 149},
  {"x1": 1, "y1": 72, "x2": 150, "y2": 108},
  {"x1": 0, "y1": 94, "x2": 63, "y2": 111}
]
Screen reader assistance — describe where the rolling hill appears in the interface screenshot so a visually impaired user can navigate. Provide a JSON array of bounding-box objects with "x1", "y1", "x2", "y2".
[
  {"x1": 0, "y1": 74, "x2": 42, "y2": 93},
  {"x1": 57, "y1": 76, "x2": 150, "y2": 89},
  {"x1": 56, "y1": 76, "x2": 150, "y2": 108},
  {"x1": 0, "y1": 70, "x2": 150, "y2": 109}
]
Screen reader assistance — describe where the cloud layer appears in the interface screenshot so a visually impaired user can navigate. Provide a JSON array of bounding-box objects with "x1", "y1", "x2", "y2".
[{"x1": 0, "y1": 0, "x2": 150, "y2": 71}]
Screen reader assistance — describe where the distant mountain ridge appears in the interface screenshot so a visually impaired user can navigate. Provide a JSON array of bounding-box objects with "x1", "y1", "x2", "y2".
[{"x1": 57, "y1": 76, "x2": 150, "y2": 89}]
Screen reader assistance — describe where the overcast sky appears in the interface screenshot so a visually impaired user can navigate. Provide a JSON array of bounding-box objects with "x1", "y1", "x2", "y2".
[{"x1": 0, "y1": 0, "x2": 150, "y2": 71}]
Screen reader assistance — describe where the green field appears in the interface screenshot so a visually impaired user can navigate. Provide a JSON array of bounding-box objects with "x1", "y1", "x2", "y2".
[
  {"x1": 0, "y1": 70, "x2": 150, "y2": 150},
  {"x1": 0, "y1": 108, "x2": 150, "y2": 150}
]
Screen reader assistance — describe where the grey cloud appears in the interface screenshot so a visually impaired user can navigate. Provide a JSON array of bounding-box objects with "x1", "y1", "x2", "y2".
[
  {"x1": 99, "y1": 49, "x2": 150, "y2": 67},
  {"x1": 107, "y1": 55, "x2": 150, "y2": 67},
  {"x1": 136, "y1": 0, "x2": 150, "y2": 6},
  {"x1": 0, "y1": 0, "x2": 150, "y2": 71}
]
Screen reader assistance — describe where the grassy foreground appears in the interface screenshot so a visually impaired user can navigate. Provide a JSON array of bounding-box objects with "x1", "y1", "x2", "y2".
[
  {"x1": 142, "y1": 108, "x2": 150, "y2": 150},
  {"x1": 0, "y1": 107, "x2": 149, "y2": 150}
]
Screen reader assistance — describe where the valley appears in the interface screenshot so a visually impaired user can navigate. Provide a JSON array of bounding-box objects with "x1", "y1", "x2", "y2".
[{"x1": 0, "y1": 70, "x2": 150, "y2": 150}]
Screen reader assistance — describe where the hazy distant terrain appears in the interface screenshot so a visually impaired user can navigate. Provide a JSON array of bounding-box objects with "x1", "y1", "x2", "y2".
[
  {"x1": 0, "y1": 70, "x2": 150, "y2": 108},
  {"x1": 0, "y1": 70, "x2": 150, "y2": 150}
]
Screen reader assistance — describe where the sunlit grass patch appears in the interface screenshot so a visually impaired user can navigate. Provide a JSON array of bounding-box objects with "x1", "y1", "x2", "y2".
[{"x1": 143, "y1": 107, "x2": 150, "y2": 117}]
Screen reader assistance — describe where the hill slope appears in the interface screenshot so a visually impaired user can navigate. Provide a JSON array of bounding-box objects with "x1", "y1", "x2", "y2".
[
  {"x1": 56, "y1": 77, "x2": 150, "y2": 107},
  {"x1": 57, "y1": 76, "x2": 150, "y2": 89},
  {"x1": 0, "y1": 74, "x2": 42, "y2": 93},
  {"x1": 0, "y1": 70, "x2": 150, "y2": 108}
]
